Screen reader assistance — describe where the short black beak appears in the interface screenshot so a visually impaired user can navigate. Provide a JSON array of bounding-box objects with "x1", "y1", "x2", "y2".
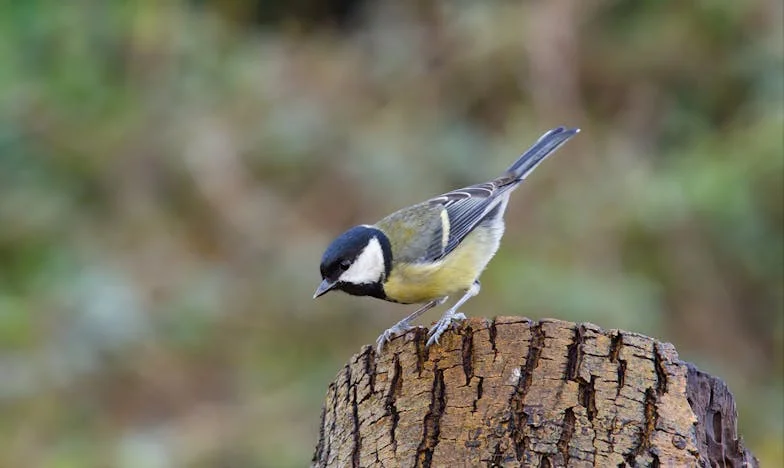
[{"x1": 313, "y1": 278, "x2": 337, "y2": 299}]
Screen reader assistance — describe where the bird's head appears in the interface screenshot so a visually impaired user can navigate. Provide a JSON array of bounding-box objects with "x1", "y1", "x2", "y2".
[{"x1": 314, "y1": 225, "x2": 392, "y2": 299}]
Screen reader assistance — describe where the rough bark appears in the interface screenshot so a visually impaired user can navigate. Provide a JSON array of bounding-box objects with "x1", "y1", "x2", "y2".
[{"x1": 312, "y1": 317, "x2": 758, "y2": 467}]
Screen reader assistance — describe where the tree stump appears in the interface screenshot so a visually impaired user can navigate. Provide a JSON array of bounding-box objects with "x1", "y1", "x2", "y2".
[{"x1": 311, "y1": 317, "x2": 758, "y2": 467}]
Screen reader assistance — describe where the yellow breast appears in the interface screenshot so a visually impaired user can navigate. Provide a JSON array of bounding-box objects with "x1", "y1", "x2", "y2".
[{"x1": 382, "y1": 225, "x2": 501, "y2": 304}]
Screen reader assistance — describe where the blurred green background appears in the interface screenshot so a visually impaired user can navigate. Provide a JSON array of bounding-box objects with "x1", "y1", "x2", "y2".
[{"x1": 0, "y1": 1, "x2": 782, "y2": 466}]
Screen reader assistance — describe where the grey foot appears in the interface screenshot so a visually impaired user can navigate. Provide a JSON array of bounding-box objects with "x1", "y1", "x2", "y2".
[
  {"x1": 376, "y1": 320, "x2": 416, "y2": 354},
  {"x1": 426, "y1": 311, "x2": 467, "y2": 347}
]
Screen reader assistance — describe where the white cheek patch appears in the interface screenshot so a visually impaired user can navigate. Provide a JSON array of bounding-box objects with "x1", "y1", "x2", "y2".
[{"x1": 339, "y1": 237, "x2": 385, "y2": 285}]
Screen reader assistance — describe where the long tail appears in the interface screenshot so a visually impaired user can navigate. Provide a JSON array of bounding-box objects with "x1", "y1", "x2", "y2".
[{"x1": 505, "y1": 126, "x2": 580, "y2": 180}]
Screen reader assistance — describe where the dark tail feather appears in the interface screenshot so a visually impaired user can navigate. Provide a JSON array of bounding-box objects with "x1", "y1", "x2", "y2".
[{"x1": 505, "y1": 126, "x2": 580, "y2": 180}]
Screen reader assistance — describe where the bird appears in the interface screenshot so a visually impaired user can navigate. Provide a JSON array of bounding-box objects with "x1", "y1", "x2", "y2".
[{"x1": 314, "y1": 126, "x2": 580, "y2": 353}]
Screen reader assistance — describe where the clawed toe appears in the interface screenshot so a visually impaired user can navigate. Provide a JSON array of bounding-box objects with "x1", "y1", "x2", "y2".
[
  {"x1": 425, "y1": 326, "x2": 446, "y2": 347},
  {"x1": 376, "y1": 322, "x2": 416, "y2": 353},
  {"x1": 426, "y1": 312, "x2": 467, "y2": 347},
  {"x1": 375, "y1": 332, "x2": 392, "y2": 354}
]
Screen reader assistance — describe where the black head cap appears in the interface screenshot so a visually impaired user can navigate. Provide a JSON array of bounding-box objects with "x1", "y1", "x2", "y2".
[{"x1": 316, "y1": 225, "x2": 392, "y2": 298}]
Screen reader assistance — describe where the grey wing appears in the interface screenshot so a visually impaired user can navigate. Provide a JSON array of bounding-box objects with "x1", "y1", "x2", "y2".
[
  {"x1": 394, "y1": 126, "x2": 578, "y2": 263},
  {"x1": 375, "y1": 202, "x2": 448, "y2": 263},
  {"x1": 428, "y1": 180, "x2": 514, "y2": 259}
]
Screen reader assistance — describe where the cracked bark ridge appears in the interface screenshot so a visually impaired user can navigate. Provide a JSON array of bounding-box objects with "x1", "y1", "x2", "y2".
[
  {"x1": 311, "y1": 317, "x2": 758, "y2": 467},
  {"x1": 686, "y1": 363, "x2": 758, "y2": 467}
]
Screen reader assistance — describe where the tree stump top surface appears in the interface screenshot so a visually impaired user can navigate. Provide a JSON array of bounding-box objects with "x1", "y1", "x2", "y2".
[{"x1": 312, "y1": 317, "x2": 757, "y2": 467}]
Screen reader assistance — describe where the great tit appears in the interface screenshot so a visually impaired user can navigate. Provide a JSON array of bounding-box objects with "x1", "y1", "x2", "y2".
[{"x1": 314, "y1": 126, "x2": 580, "y2": 352}]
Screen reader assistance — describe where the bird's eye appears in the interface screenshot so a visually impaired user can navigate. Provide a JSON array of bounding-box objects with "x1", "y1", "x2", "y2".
[{"x1": 339, "y1": 260, "x2": 351, "y2": 271}]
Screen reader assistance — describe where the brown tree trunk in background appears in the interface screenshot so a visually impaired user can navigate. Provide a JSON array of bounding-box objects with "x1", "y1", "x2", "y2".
[{"x1": 311, "y1": 317, "x2": 758, "y2": 467}]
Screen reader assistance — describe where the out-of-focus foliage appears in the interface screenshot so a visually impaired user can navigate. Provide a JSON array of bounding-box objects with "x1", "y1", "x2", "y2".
[{"x1": 0, "y1": 0, "x2": 781, "y2": 466}]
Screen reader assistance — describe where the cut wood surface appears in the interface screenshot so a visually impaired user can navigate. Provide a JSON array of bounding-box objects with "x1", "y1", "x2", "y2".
[{"x1": 311, "y1": 317, "x2": 757, "y2": 467}]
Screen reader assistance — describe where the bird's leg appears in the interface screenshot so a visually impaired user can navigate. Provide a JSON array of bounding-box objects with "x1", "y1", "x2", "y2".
[
  {"x1": 426, "y1": 281, "x2": 480, "y2": 347},
  {"x1": 376, "y1": 297, "x2": 448, "y2": 353}
]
